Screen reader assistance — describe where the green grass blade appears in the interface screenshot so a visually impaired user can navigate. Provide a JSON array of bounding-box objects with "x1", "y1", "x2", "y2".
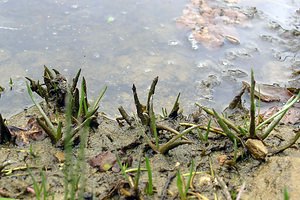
[
  {"x1": 145, "y1": 156, "x2": 153, "y2": 195},
  {"x1": 256, "y1": 92, "x2": 300, "y2": 130},
  {"x1": 176, "y1": 170, "x2": 185, "y2": 200},
  {"x1": 28, "y1": 169, "x2": 42, "y2": 200},
  {"x1": 204, "y1": 119, "x2": 211, "y2": 141},
  {"x1": 91, "y1": 85, "x2": 107, "y2": 111},
  {"x1": 284, "y1": 187, "x2": 289, "y2": 200},
  {"x1": 150, "y1": 97, "x2": 159, "y2": 149},
  {"x1": 134, "y1": 158, "x2": 142, "y2": 191},
  {"x1": 196, "y1": 103, "x2": 241, "y2": 134},
  {"x1": 77, "y1": 78, "x2": 86, "y2": 118},
  {"x1": 63, "y1": 92, "x2": 75, "y2": 200},
  {"x1": 116, "y1": 155, "x2": 129, "y2": 182},
  {"x1": 41, "y1": 171, "x2": 47, "y2": 200},
  {"x1": 213, "y1": 109, "x2": 236, "y2": 142},
  {"x1": 184, "y1": 160, "x2": 194, "y2": 196},
  {"x1": 159, "y1": 125, "x2": 199, "y2": 154},
  {"x1": 249, "y1": 69, "x2": 256, "y2": 138},
  {"x1": 26, "y1": 83, "x2": 57, "y2": 136},
  {"x1": 261, "y1": 108, "x2": 288, "y2": 140},
  {"x1": 27, "y1": 82, "x2": 54, "y2": 132}
]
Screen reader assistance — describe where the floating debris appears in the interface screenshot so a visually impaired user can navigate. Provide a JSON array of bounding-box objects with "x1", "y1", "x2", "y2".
[
  {"x1": 167, "y1": 40, "x2": 180, "y2": 46},
  {"x1": 224, "y1": 35, "x2": 240, "y2": 44},
  {"x1": 107, "y1": 16, "x2": 115, "y2": 23}
]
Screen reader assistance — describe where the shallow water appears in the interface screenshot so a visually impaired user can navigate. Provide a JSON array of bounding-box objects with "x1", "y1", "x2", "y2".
[{"x1": 0, "y1": 0, "x2": 299, "y2": 117}]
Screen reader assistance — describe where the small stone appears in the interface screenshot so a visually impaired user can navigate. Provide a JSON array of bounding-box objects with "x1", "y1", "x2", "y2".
[
  {"x1": 245, "y1": 139, "x2": 268, "y2": 160},
  {"x1": 54, "y1": 151, "x2": 65, "y2": 163}
]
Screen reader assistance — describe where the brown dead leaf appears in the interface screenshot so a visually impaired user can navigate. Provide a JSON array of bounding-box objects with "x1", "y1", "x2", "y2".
[
  {"x1": 261, "y1": 103, "x2": 300, "y2": 125},
  {"x1": 88, "y1": 151, "x2": 117, "y2": 172},
  {"x1": 243, "y1": 81, "x2": 293, "y2": 102},
  {"x1": 8, "y1": 117, "x2": 46, "y2": 146}
]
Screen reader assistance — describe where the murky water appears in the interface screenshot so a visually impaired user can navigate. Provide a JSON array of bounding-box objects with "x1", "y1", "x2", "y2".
[{"x1": 0, "y1": 0, "x2": 299, "y2": 118}]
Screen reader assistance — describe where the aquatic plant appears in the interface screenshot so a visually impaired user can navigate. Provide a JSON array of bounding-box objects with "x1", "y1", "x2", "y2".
[
  {"x1": 145, "y1": 156, "x2": 153, "y2": 196},
  {"x1": 118, "y1": 77, "x2": 199, "y2": 154},
  {"x1": 28, "y1": 170, "x2": 53, "y2": 200},
  {"x1": 63, "y1": 93, "x2": 89, "y2": 200},
  {"x1": 176, "y1": 160, "x2": 194, "y2": 200},
  {"x1": 196, "y1": 69, "x2": 300, "y2": 160},
  {"x1": 26, "y1": 67, "x2": 107, "y2": 145}
]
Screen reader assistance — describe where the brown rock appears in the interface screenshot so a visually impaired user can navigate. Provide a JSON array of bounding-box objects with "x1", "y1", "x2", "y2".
[{"x1": 245, "y1": 139, "x2": 268, "y2": 160}]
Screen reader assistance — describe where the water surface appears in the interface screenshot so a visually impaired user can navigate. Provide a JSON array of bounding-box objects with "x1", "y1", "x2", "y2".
[{"x1": 0, "y1": 0, "x2": 299, "y2": 117}]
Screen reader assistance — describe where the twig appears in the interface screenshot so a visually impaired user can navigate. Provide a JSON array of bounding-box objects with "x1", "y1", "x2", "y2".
[
  {"x1": 215, "y1": 175, "x2": 232, "y2": 200},
  {"x1": 157, "y1": 124, "x2": 190, "y2": 140},
  {"x1": 236, "y1": 182, "x2": 246, "y2": 200},
  {"x1": 180, "y1": 122, "x2": 226, "y2": 136},
  {"x1": 159, "y1": 125, "x2": 199, "y2": 154},
  {"x1": 228, "y1": 85, "x2": 246, "y2": 110},
  {"x1": 118, "y1": 106, "x2": 134, "y2": 127}
]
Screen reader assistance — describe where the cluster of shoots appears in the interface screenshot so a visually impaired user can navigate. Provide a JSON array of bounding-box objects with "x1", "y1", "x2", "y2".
[
  {"x1": 2, "y1": 67, "x2": 299, "y2": 199},
  {"x1": 115, "y1": 156, "x2": 154, "y2": 198},
  {"x1": 194, "y1": 69, "x2": 300, "y2": 160},
  {"x1": 26, "y1": 67, "x2": 107, "y2": 199},
  {"x1": 118, "y1": 70, "x2": 300, "y2": 161},
  {"x1": 118, "y1": 77, "x2": 202, "y2": 154},
  {"x1": 26, "y1": 66, "x2": 107, "y2": 145}
]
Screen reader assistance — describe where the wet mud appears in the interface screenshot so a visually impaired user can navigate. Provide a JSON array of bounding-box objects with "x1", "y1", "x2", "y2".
[{"x1": 1, "y1": 101, "x2": 300, "y2": 199}]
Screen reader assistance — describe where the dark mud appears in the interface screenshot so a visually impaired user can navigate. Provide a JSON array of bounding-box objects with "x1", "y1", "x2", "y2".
[{"x1": 1, "y1": 102, "x2": 300, "y2": 199}]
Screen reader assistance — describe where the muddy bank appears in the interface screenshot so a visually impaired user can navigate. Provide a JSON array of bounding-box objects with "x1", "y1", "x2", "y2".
[{"x1": 1, "y1": 97, "x2": 300, "y2": 199}]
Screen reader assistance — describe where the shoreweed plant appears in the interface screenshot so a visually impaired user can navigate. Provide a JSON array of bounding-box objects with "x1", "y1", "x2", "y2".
[
  {"x1": 195, "y1": 69, "x2": 300, "y2": 159},
  {"x1": 28, "y1": 169, "x2": 53, "y2": 200},
  {"x1": 118, "y1": 77, "x2": 200, "y2": 154},
  {"x1": 176, "y1": 160, "x2": 194, "y2": 200},
  {"x1": 26, "y1": 67, "x2": 107, "y2": 145},
  {"x1": 145, "y1": 156, "x2": 154, "y2": 195}
]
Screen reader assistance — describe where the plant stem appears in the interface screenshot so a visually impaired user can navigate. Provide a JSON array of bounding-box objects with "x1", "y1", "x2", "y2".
[
  {"x1": 269, "y1": 129, "x2": 300, "y2": 155},
  {"x1": 249, "y1": 69, "x2": 256, "y2": 138},
  {"x1": 256, "y1": 92, "x2": 300, "y2": 130}
]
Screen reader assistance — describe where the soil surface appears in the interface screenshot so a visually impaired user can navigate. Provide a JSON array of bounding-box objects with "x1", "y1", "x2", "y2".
[{"x1": 1, "y1": 102, "x2": 300, "y2": 200}]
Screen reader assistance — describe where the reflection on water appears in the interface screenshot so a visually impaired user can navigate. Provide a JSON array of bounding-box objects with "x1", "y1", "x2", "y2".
[{"x1": 0, "y1": 0, "x2": 299, "y2": 117}]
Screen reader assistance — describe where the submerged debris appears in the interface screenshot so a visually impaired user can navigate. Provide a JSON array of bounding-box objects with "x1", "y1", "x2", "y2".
[{"x1": 177, "y1": 0, "x2": 252, "y2": 49}]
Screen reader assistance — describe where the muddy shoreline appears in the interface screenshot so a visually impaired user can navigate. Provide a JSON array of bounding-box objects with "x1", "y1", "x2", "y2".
[{"x1": 1, "y1": 88, "x2": 300, "y2": 199}]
